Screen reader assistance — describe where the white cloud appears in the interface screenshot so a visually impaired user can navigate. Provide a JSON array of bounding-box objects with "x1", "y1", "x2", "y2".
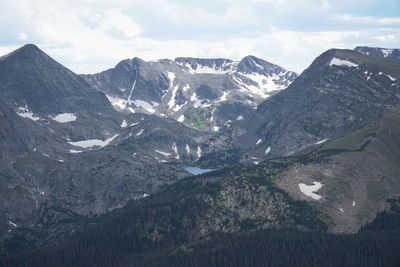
[
  {"x1": 92, "y1": 9, "x2": 142, "y2": 38},
  {"x1": 18, "y1": 32, "x2": 28, "y2": 40},
  {"x1": 321, "y1": 0, "x2": 332, "y2": 10},
  {"x1": 333, "y1": 14, "x2": 400, "y2": 25},
  {"x1": 0, "y1": 0, "x2": 399, "y2": 74},
  {"x1": 373, "y1": 34, "x2": 397, "y2": 42}
]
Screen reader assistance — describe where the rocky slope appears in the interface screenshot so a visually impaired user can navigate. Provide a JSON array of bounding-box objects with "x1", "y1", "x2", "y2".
[
  {"x1": 354, "y1": 46, "x2": 400, "y2": 60},
  {"x1": 3, "y1": 106, "x2": 400, "y2": 265},
  {"x1": 0, "y1": 45, "x2": 229, "y2": 253},
  {"x1": 0, "y1": 44, "x2": 122, "y2": 145},
  {"x1": 233, "y1": 48, "x2": 400, "y2": 161},
  {"x1": 275, "y1": 106, "x2": 400, "y2": 233},
  {"x1": 82, "y1": 55, "x2": 297, "y2": 130}
]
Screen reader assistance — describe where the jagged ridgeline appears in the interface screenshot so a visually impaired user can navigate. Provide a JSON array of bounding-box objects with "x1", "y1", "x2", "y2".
[
  {"x1": 81, "y1": 55, "x2": 297, "y2": 131},
  {"x1": 233, "y1": 48, "x2": 400, "y2": 159}
]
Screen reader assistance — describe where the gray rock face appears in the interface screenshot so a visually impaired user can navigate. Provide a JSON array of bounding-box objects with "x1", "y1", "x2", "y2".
[
  {"x1": 354, "y1": 46, "x2": 400, "y2": 60},
  {"x1": 275, "y1": 107, "x2": 400, "y2": 233},
  {"x1": 233, "y1": 48, "x2": 400, "y2": 161},
  {"x1": 82, "y1": 55, "x2": 297, "y2": 131},
  {"x1": 0, "y1": 44, "x2": 124, "y2": 145},
  {"x1": 0, "y1": 45, "x2": 224, "y2": 253}
]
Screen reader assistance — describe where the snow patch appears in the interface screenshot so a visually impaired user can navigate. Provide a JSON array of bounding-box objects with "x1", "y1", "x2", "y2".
[
  {"x1": 8, "y1": 221, "x2": 17, "y2": 227},
  {"x1": 69, "y1": 149, "x2": 83, "y2": 153},
  {"x1": 265, "y1": 146, "x2": 271, "y2": 154},
  {"x1": 234, "y1": 71, "x2": 289, "y2": 99},
  {"x1": 216, "y1": 91, "x2": 229, "y2": 103},
  {"x1": 167, "y1": 72, "x2": 181, "y2": 110},
  {"x1": 197, "y1": 146, "x2": 202, "y2": 159},
  {"x1": 315, "y1": 139, "x2": 328, "y2": 145},
  {"x1": 106, "y1": 95, "x2": 133, "y2": 112},
  {"x1": 352, "y1": 201, "x2": 356, "y2": 207},
  {"x1": 382, "y1": 49, "x2": 393, "y2": 57},
  {"x1": 16, "y1": 106, "x2": 40, "y2": 121},
  {"x1": 177, "y1": 114, "x2": 185, "y2": 122},
  {"x1": 213, "y1": 126, "x2": 220, "y2": 131},
  {"x1": 155, "y1": 150, "x2": 171, "y2": 157},
  {"x1": 143, "y1": 193, "x2": 150, "y2": 198},
  {"x1": 184, "y1": 61, "x2": 236, "y2": 74},
  {"x1": 172, "y1": 142, "x2": 180, "y2": 160},
  {"x1": 68, "y1": 134, "x2": 118, "y2": 148},
  {"x1": 256, "y1": 139, "x2": 262, "y2": 145},
  {"x1": 364, "y1": 70, "x2": 372, "y2": 81},
  {"x1": 185, "y1": 144, "x2": 190, "y2": 154},
  {"x1": 237, "y1": 115, "x2": 244, "y2": 120},
  {"x1": 136, "y1": 129, "x2": 144, "y2": 136},
  {"x1": 379, "y1": 72, "x2": 396, "y2": 82},
  {"x1": 329, "y1": 58, "x2": 358, "y2": 68},
  {"x1": 182, "y1": 84, "x2": 190, "y2": 92},
  {"x1": 52, "y1": 113, "x2": 76, "y2": 123},
  {"x1": 173, "y1": 101, "x2": 187, "y2": 112},
  {"x1": 298, "y1": 182, "x2": 323, "y2": 200},
  {"x1": 190, "y1": 92, "x2": 202, "y2": 108},
  {"x1": 133, "y1": 100, "x2": 158, "y2": 114},
  {"x1": 121, "y1": 120, "x2": 128, "y2": 128}
]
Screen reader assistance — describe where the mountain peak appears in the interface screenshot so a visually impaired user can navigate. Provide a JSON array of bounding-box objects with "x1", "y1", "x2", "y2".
[
  {"x1": 19, "y1": 43, "x2": 40, "y2": 51},
  {"x1": 0, "y1": 43, "x2": 114, "y2": 116},
  {"x1": 237, "y1": 55, "x2": 285, "y2": 74},
  {"x1": 240, "y1": 55, "x2": 261, "y2": 61},
  {"x1": 0, "y1": 44, "x2": 48, "y2": 63},
  {"x1": 11, "y1": 43, "x2": 42, "y2": 55}
]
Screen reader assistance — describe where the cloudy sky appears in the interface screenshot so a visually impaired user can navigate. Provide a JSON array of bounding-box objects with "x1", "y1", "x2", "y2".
[{"x1": 0, "y1": 0, "x2": 399, "y2": 74}]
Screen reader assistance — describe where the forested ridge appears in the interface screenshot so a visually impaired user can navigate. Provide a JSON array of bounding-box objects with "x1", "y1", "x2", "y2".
[{"x1": 1, "y1": 198, "x2": 400, "y2": 267}]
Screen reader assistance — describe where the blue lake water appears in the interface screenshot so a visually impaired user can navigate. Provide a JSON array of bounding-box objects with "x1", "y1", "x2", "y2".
[{"x1": 183, "y1": 166, "x2": 216, "y2": 175}]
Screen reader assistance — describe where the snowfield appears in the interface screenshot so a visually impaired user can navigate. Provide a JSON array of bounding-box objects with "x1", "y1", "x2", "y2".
[
  {"x1": 52, "y1": 113, "x2": 76, "y2": 123},
  {"x1": 16, "y1": 106, "x2": 40, "y2": 121},
  {"x1": 68, "y1": 134, "x2": 119, "y2": 148},
  {"x1": 329, "y1": 58, "x2": 358, "y2": 68},
  {"x1": 298, "y1": 182, "x2": 323, "y2": 200}
]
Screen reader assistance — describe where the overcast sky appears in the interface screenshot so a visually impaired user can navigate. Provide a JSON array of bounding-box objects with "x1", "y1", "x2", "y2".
[{"x1": 0, "y1": 0, "x2": 399, "y2": 74}]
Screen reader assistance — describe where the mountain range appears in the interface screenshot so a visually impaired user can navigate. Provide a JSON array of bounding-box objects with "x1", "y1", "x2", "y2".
[
  {"x1": 82, "y1": 55, "x2": 297, "y2": 131},
  {"x1": 0, "y1": 44, "x2": 400, "y2": 266}
]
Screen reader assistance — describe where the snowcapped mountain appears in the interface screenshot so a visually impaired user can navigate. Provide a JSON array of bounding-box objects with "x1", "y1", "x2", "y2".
[
  {"x1": 0, "y1": 45, "x2": 231, "y2": 249},
  {"x1": 82, "y1": 55, "x2": 297, "y2": 130},
  {"x1": 354, "y1": 46, "x2": 400, "y2": 60},
  {"x1": 233, "y1": 48, "x2": 400, "y2": 160}
]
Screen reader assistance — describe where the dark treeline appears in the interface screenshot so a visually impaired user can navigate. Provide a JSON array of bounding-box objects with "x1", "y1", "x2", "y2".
[
  {"x1": 1, "y1": 199, "x2": 400, "y2": 267},
  {"x1": 145, "y1": 230, "x2": 400, "y2": 267}
]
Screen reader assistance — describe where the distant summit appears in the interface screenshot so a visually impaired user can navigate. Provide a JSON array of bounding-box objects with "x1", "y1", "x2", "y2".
[{"x1": 82, "y1": 54, "x2": 297, "y2": 131}]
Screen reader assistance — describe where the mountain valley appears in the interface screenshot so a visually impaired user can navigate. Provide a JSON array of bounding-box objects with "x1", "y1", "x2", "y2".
[{"x1": 0, "y1": 44, "x2": 400, "y2": 266}]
